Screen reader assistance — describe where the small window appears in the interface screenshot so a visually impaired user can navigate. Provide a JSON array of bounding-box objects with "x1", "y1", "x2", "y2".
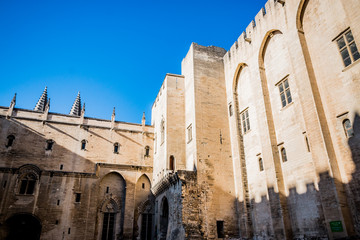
[
  {"x1": 3, "y1": 180, "x2": 7, "y2": 188},
  {"x1": 145, "y1": 146, "x2": 150, "y2": 157},
  {"x1": 114, "y1": 143, "x2": 119, "y2": 154},
  {"x1": 240, "y1": 109, "x2": 250, "y2": 134},
  {"x1": 106, "y1": 187, "x2": 109, "y2": 193},
  {"x1": 305, "y1": 136, "x2": 311, "y2": 152},
  {"x1": 81, "y1": 140, "x2": 86, "y2": 150},
  {"x1": 160, "y1": 119, "x2": 165, "y2": 144},
  {"x1": 6, "y1": 135, "x2": 15, "y2": 148},
  {"x1": 336, "y1": 29, "x2": 360, "y2": 67},
  {"x1": 278, "y1": 79, "x2": 292, "y2": 108},
  {"x1": 228, "y1": 104, "x2": 233, "y2": 116},
  {"x1": 46, "y1": 139, "x2": 54, "y2": 150},
  {"x1": 187, "y1": 124, "x2": 192, "y2": 143},
  {"x1": 68, "y1": 228, "x2": 71, "y2": 234},
  {"x1": 259, "y1": 158, "x2": 264, "y2": 171},
  {"x1": 57, "y1": 200, "x2": 60, "y2": 205},
  {"x1": 60, "y1": 164, "x2": 63, "y2": 170},
  {"x1": 75, "y1": 193, "x2": 81, "y2": 203},
  {"x1": 343, "y1": 119, "x2": 354, "y2": 138},
  {"x1": 216, "y1": 221, "x2": 225, "y2": 238},
  {"x1": 142, "y1": 183, "x2": 145, "y2": 189},
  {"x1": 169, "y1": 155, "x2": 175, "y2": 171},
  {"x1": 19, "y1": 173, "x2": 36, "y2": 195},
  {"x1": 55, "y1": 220, "x2": 59, "y2": 225},
  {"x1": 281, "y1": 147, "x2": 288, "y2": 162}
]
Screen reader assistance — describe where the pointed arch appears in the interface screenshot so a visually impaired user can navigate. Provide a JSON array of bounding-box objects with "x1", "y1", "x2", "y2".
[
  {"x1": 258, "y1": 29, "x2": 283, "y2": 68},
  {"x1": 232, "y1": 63, "x2": 248, "y2": 93}
]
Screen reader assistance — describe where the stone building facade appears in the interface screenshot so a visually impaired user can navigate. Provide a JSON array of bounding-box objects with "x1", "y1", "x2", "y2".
[{"x1": 1, "y1": 0, "x2": 360, "y2": 239}]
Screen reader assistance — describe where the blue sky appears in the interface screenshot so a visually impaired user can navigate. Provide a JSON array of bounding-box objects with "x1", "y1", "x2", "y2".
[{"x1": 0, "y1": 0, "x2": 267, "y2": 124}]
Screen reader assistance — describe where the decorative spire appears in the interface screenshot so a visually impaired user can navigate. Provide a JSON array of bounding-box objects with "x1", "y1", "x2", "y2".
[
  {"x1": 7, "y1": 93, "x2": 16, "y2": 118},
  {"x1": 34, "y1": 87, "x2": 48, "y2": 112},
  {"x1": 10, "y1": 93, "x2": 16, "y2": 108},
  {"x1": 142, "y1": 112, "x2": 146, "y2": 126},
  {"x1": 111, "y1": 107, "x2": 116, "y2": 122},
  {"x1": 69, "y1": 92, "x2": 81, "y2": 116}
]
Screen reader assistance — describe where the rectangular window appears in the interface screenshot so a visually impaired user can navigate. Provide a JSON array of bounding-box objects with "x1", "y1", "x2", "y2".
[
  {"x1": 102, "y1": 213, "x2": 115, "y2": 240},
  {"x1": 278, "y1": 79, "x2": 292, "y2": 108},
  {"x1": 75, "y1": 193, "x2": 81, "y2": 203},
  {"x1": 240, "y1": 109, "x2": 250, "y2": 134},
  {"x1": 187, "y1": 124, "x2": 192, "y2": 143},
  {"x1": 336, "y1": 29, "x2": 360, "y2": 67}
]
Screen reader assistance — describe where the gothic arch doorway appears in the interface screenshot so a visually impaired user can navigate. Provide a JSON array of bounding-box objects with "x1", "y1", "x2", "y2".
[
  {"x1": 4, "y1": 213, "x2": 42, "y2": 240},
  {"x1": 159, "y1": 197, "x2": 169, "y2": 240}
]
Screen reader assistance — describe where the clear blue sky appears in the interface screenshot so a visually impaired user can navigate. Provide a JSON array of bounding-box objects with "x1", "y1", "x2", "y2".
[{"x1": 0, "y1": 0, "x2": 267, "y2": 124}]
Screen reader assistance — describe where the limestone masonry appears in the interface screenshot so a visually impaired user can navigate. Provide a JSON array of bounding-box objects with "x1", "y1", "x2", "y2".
[{"x1": 1, "y1": 0, "x2": 360, "y2": 239}]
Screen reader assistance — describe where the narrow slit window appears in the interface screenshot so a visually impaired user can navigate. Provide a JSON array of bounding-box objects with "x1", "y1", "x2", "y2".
[
  {"x1": 187, "y1": 124, "x2": 192, "y2": 143},
  {"x1": 6, "y1": 135, "x2": 15, "y2": 148},
  {"x1": 228, "y1": 104, "x2": 233, "y2": 116},
  {"x1": 113, "y1": 143, "x2": 119, "y2": 154},
  {"x1": 305, "y1": 136, "x2": 311, "y2": 152},
  {"x1": 336, "y1": 29, "x2": 360, "y2": 67},
  {"x1": 145, "y1": 146, "x2": 150, "y2": 157},
  {"x1": 281, "y1": 147, "x2": 288, "y2": 162},
  {"x1": 81, "y1": 140, "x2": 86, "y2": 150},
  {"x1": 142, "y1": 183, "x2": 145, "y2": 189},
  {"x1": 106, "y1": 187, "x2": 109, "y2": 194},
  {"x1": 60, "y1": 164, "x2": 63, "y2": 170},
  {"x1": 259, "y1": 158, "x2": 264, "y2": 172},
  {"x1": 216, "y1": 221, "x2": 225, "y2": 238},
  {"x1": 343, "y1": 119, "x2": 354, "y2": 138}
]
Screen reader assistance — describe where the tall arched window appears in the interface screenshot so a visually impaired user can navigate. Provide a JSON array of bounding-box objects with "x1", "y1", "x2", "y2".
[
  {"x1": 114, "y1": 143, "x2": 119, "y2": 154},
  {"x1": 343, "y1": 119, "x2": 354, "y2": 138},
  {"x1": 19, "y1": 173, "x2": 37, "y2": 195},
  {"x1": 6, "y1": 135, "x2": 15, "y2": 148},
  {"x1": 281, "y1": 148, "x2": 288, "y2": 162},
  {"x1": 81, "y1": 140, "x2": 86, "y2": 150},
  {"x1": 101, "y1": 200, "x2": 118, "y2": 240}
]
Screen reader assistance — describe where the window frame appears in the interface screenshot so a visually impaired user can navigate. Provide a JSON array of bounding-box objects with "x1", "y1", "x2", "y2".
[
  {"x1": 144, "y1": 146, "x2": 150, "y2": 157},
  {"x1": 280, "y1": 147, "x2": 288, "y2": 163},
  {"x1": 277, "y1": 78, "x2": 292, "y2": 108},
  {"x1": 259, "y1": 158, "x2": 264, "y2": 172},
  {"x1": 240, "y1": 108, "x2": 250, "y2": 134},
  {"x1": 81, "y1": 139, "x2": 87, "y2": 150},
  {"x1": 113, "y1": 142, "x2": 120, "y2": 154},
  {"x1": 46, "y1": 139, "x2": 54, "y2": 151},
  {"x1": 335, "y1": 29, "x2": 360, "y2": 67},
  {"x1": 18, "y1": 173, "x2": 37, "y2": 195},
  {"x1": 6, "y1": 135, "x2": 15, "y2": 148},
  {"x1": 187, "y1": 124, "x2": 192, "y2": 143},
  {"x1": 343, "y1": 119, "x2": 354, "y2": 138}
]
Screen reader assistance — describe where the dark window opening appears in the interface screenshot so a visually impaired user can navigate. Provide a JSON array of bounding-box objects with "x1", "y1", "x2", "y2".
[
  {"x1": 141, "y1": 213, "x2": 153, "y2": 240},
  {"x1": 102, "y1": 213, "x2": 115, "y2": 240},
  {"x1": 259, "y1": 158, "x2": 264, "y2": 172},
  {"x1": 55, "y1": 220, "x2": 59, "y2": 225},
  {"x1": 46, "y1": 139, "x2": 54, "y2": 150},
  {"x1": 114, "y1": 143, "x2": 119, "y2": 154},
  {"x1": 145, "y1": 146, "x2": 150, "y2": 157},
  {"x1": 343, "y1": 119, "x2": 354, "y2": 138},
  {"x1": 75, "y1": 193, "x2": 81, "y2": 203},
  {"x1": 106, "y1": 187, "x2": 109, "y2": 193},
  {"x1": 19, "y1": 174, "x2": 36, "y2": 195},
  {"x1": 337, "y1": 30, "x2": 360, "y2": 67},
  {"x1": 6, "y1": 135, "x2": 15, "y2": 148},
  {"x1": 169, "y1": 155, "x2": 175, "y2": 171},
  {"x1": 60, "y1": 164, "x2": 63, "y2": 170},
  {"x1": 142, "y1": 183, "x2": 145, "y2": 189},
  {"x1": 217, "y1": 221, "x2": 225, "y2": 238},
  {"x1": 281, "y1": 148, "x2": 288, "y2": 162},
  {"x1": 305, "y1": 136, "x2": 311, "y2": 152},
  {"x1": 81, "y1": 140, "x2": 86, "y2": 150},
  {"x1": 57, "y1": 200, "x2": 60, "y2": 205},
  {"x1": 229, "y1": 104, "x2": 233, "y2": 116},
  {"x1": 68, "y1": 228, "x2": 71, "y2": 234},
  {"x1": 3, "y1": 180, "x2": 7, "y2": 188}
]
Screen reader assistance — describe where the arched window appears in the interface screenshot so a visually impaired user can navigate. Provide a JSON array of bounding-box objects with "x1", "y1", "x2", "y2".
[
  {"x1": 6, "y1": 135, "x2": 15, "y2": 148},
  {"x1": 19, "y1": 173, "x2": 37, "y2": 195},
  {"x1": 343, "y1": 119, "x2": 354, "y2": 138},
  {"x1": 281, "y1": 148, "x2": 288, "y2": 162},
  {"x1": 228, "y1": 104, "x2": 233, "y2": 116},
  {"x1": 169, "y1": 155, "x2": 175, "y2": 171},
  {"x1": 114, "y1": 143, "x2": 119, "y2": 154},
  {"x1": 46, "y1": 139, "x2": 54, "y2": 151},
  {"x1": 145, "y1": 146, "x2": 150, "y2": 157},
  {"x1": 160, "y1": 119, "x2": 165, "y2": 144},
  {"x1": 81, "y1": 140, "x2": 86, "y2": 150},
  {"x1": 259, "y1": 158, "x2": 264, "y2": 171}
]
